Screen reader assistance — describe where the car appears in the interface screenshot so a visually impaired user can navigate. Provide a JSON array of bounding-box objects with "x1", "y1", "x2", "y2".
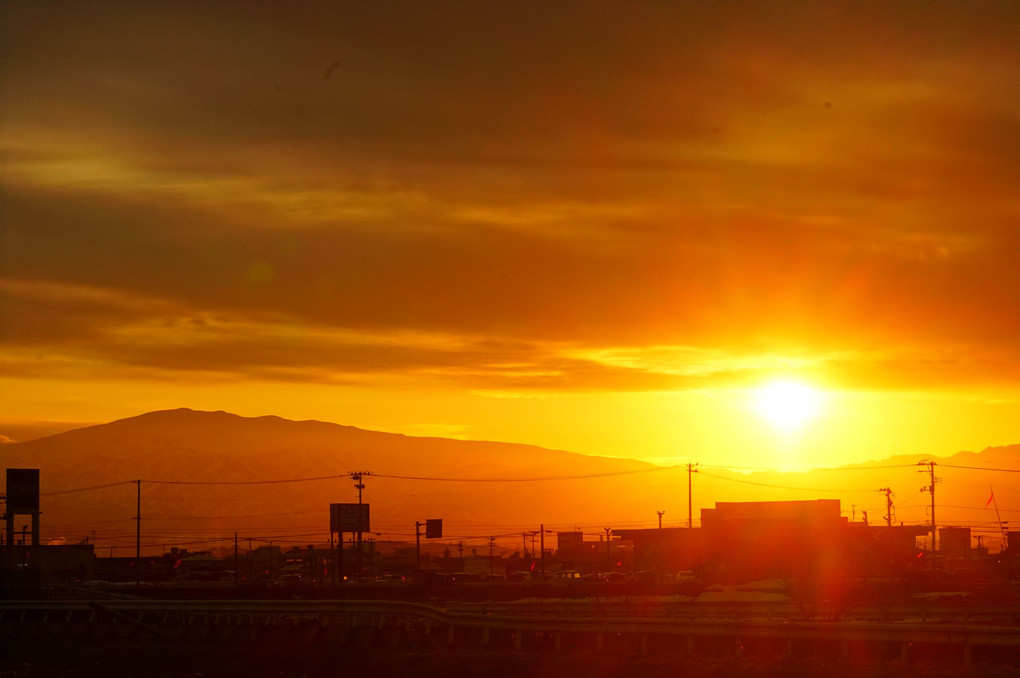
[{"x1": 599, "y1": 572, "x2": 627, "y2": 582}]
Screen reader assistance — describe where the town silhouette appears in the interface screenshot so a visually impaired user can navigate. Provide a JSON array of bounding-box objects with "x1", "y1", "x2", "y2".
[{"x1": 4, "y1": 411, "x2": 1020, "y2": 676}]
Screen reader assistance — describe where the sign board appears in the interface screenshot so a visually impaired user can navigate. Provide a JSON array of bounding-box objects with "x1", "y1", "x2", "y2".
[
  {"x1": 6, "y1": 468, "x2": 40, "y2": 513},
  {"x1": 330, "y1": 503, "x2": 369, "y2": 533},
  {"x1": 425, "y1": 519, "x2": 443, "y2": 539}
]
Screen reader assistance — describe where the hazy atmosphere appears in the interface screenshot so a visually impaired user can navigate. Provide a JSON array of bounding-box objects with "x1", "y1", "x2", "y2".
[{"x1": 3, "y1": 2, "x2": 1020, "y2": 469}]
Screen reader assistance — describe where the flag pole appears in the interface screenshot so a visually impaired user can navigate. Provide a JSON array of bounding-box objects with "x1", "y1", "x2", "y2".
[{"x1": 990, "y1": 486, "x2": 1008, "y2": 551}]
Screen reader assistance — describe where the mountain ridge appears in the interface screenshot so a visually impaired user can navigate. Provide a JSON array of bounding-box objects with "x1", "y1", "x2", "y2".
[
  {"x1": 18, "y1": 408, "x2": 630, "y2": 468},
  {"x1": 1, "y1": 409, "x2": 1017, "y2": 555}
]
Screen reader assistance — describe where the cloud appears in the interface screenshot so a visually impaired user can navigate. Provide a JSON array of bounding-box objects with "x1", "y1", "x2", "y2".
[
  {"x1": 4, "y1": 1, "x2": 1020, "y2": 404},
  {"x1": 3, "y1": 274, "x2": 1017, "y2": 400}
]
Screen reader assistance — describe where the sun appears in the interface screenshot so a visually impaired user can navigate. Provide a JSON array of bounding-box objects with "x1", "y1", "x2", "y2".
[{"x1": 753, "y1": 379, "x2": 823, "y2": 433}]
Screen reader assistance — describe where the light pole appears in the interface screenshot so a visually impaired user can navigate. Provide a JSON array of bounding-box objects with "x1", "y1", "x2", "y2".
[
  {"x1": 604, "y1": 527, "x2": 612, "y2": 572},
  {"x1": 687, "y1": 463, "x2": 698, "y2": 528}
]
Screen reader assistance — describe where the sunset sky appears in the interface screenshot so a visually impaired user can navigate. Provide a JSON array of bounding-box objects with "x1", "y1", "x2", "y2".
[{"x1": 3, "y1": 2, "x2": 1020, "y2": 470}]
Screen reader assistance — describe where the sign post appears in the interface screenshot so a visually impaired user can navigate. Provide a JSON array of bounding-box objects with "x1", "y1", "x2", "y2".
[
  {"x1": 330, "y1": 503, "x2": 369, "y2": 583},
  {"x1": 5, "y1": 469, "x2": 40, "y2": 567},
  {"x1": 415, "y1": 519, "x2": 442, "y2": 581}
]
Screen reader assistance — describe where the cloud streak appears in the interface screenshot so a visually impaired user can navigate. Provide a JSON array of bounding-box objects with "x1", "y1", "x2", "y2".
[{"x1": 3, "y1": 2, "x2": 1020, "y2": 451}]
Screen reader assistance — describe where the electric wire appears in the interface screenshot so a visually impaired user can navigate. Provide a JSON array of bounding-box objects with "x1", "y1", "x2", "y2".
[
  {"x1": 699, "y1": 463, "x2": 919, "y2": 472},
  {"x1": 41, "y1": 480, "x2": 135, "y2": 496},
  {"x1": 30, "y1": 459, "x2": 1020, "y2": 554},
  {"x1": 143, "y1": 473, "x2": 353, "y2": 486},
  {"x1": 36, "y1": 462, "x2": 1020, "y2": 495},
  {"x1": 940, "y1": 463, "x2": 1020, "y2": 473},
  {"x1": 369, "y1": 468, "x2": 680, "y2": 482},
  {"x1": 698, "y1": 470, "x2": 877, "y2": 493}
]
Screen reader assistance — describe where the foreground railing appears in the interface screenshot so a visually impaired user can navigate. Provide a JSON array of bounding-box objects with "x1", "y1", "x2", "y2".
[{"x1": 2, "y1": 598, "x2": 1019, "y2": 667}]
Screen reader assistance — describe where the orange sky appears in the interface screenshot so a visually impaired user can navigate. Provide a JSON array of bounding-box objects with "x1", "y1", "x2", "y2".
[{"x1": 2, "y1": 2, "x2": 1019, "y2": 469}]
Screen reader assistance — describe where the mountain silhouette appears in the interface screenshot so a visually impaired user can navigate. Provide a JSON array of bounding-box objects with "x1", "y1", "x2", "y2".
[{"x1": 1, "y1": 409, "x2": 1016, "y2": 555}]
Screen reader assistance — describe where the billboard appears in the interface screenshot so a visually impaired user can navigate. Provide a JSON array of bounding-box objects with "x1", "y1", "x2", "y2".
[
  {"x1": 425, "y1": 519, "x2": 443, "y2": 539},
  {"x1": 330, "y1": 503, "x2": 369, "y2": 532},
  {"x1": 6, "y1": 468, "x2": 40, "y2": 513}
]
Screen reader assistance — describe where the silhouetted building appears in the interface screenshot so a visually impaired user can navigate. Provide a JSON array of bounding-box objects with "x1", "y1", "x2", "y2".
[
  {"x1": 95, "y1": 555, "x2": 173, "y2": 583},
  {"x1": 613, "y1": 527, "x2": 704, "y2": 572},
  {"x1": 556, "y1": 531, "x2": 584, "y2": 557},
  {"x1": 939, "y1": 526, "x2": 971, "y2": 559},
  {"x1": 621, "y1": 500, "x2": 937, "y2": 585},
  {"x1": 844, "y1": 522, "x2": 928, "y2": 577},
  {"x1": 176, "y1": 552, "x2": 227, "y2": 582},
  {"x1": 700, "y1": 499, "x2": 847, "y2": 584},
  {"x1": 3, "y1": 544, "x2": 96, "y2": 586}
]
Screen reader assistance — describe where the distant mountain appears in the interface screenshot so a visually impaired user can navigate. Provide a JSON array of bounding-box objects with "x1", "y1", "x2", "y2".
[
  {"x1": 1, "y1": 409, "x2": 1017, "y2": 556},
  {"x1": 0, "y1": 409, "x2": 662, "y2": 554}
]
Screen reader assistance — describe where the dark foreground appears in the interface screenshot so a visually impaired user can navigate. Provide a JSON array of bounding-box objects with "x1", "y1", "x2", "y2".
[{"x1": 2, "y1": 642, "x2": 1018, "y2": 678}]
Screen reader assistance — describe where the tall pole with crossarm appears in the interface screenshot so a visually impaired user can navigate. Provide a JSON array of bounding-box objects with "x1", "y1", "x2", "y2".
[
  {"x1": 349, "y1": 471, "x2": 371, "y2": 581},
  {"x1": 919, "y1": 459, "x2": 939, "y2": 569},
  {"x1": 687, "y1": 463, "x2": 698, "y2": 528}
]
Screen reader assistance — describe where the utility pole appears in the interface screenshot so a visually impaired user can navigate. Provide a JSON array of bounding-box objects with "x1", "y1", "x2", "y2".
[
  {"x1": 539, "y1": 525, "x2": 545, "y2": 577},
  {"x1": 919, "y1": 459, "x2": 940, "y2": 569},
  {"x1": 604, "y1": 527, "x2": 612, "y2": 572},
  {"x1": 657, "y1": 510, "x2": 665, "y2": 529},
  {"x1": 488, "y1": 536, "x2": 496, "y2": 576},
  {"x1": 133, "y1": 480, "x2": 141, "y2": 559},
  {"x1": 879, "y1": 487, "x2": 895, "y2": 527},
  {"x1": 687, "y1": 463, "x2": 698, "y2": 528},
  {"x1": 336, "y1": 531, "x2": 344, "y2": 583},
  {"x1": 234, "y1": 533, "x2": 239, "y2": 586},
  {"x1": 133, "y1": 480, "x2": 141, "y2": 586},
  {"x1": 349, "y1": 471, "x2": 372, "y2": 581},
  {"x1": 415, "y1": 522, "x2": 422, "y2": 578}
]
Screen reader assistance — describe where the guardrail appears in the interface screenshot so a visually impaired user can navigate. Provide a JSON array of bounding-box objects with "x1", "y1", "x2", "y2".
[{"x1": 2, "y1": 599, "x2": 1019, "y2": 666}]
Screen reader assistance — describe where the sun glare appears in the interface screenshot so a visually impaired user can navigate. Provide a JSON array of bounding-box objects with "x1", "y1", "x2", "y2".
[{"x1": 753, "y1": 379, "x2": 823, "y2": 433}]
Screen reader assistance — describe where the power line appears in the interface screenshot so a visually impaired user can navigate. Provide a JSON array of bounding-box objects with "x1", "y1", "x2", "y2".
[
  {"x1": 936, "y1": 503, "x2": 1020, "y2": 514},
  {"x1": 41, "y1": 480, "x2": 135, "y2": 496},
  {"x1": 74, "y1": 468, "x2": 679, "y2": 488},
  {"x1": 143, "y1": 473, "x2": 352, "y2": 486},
  {"x1": 39, "y1": 461, "x2": 1020, "y2": 495},
  {"x1": 45, "y1": 517, "x2": 134, "y2": 529},
  {"x1": 699, "y1": 463, "x2": 918, "y2": 472},
  {"x1": 698, "y1": 470, "x2": 877, "y2": 493},
  {"x1": 146, "y1": 509, "x2": 325, "y2": 522},
  {"x1": 940, "y1": 464, "x2": 1020, "y2": 473},
  {"x1": 371, "y1": 467, "x2": 679, "y2": 482}
]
